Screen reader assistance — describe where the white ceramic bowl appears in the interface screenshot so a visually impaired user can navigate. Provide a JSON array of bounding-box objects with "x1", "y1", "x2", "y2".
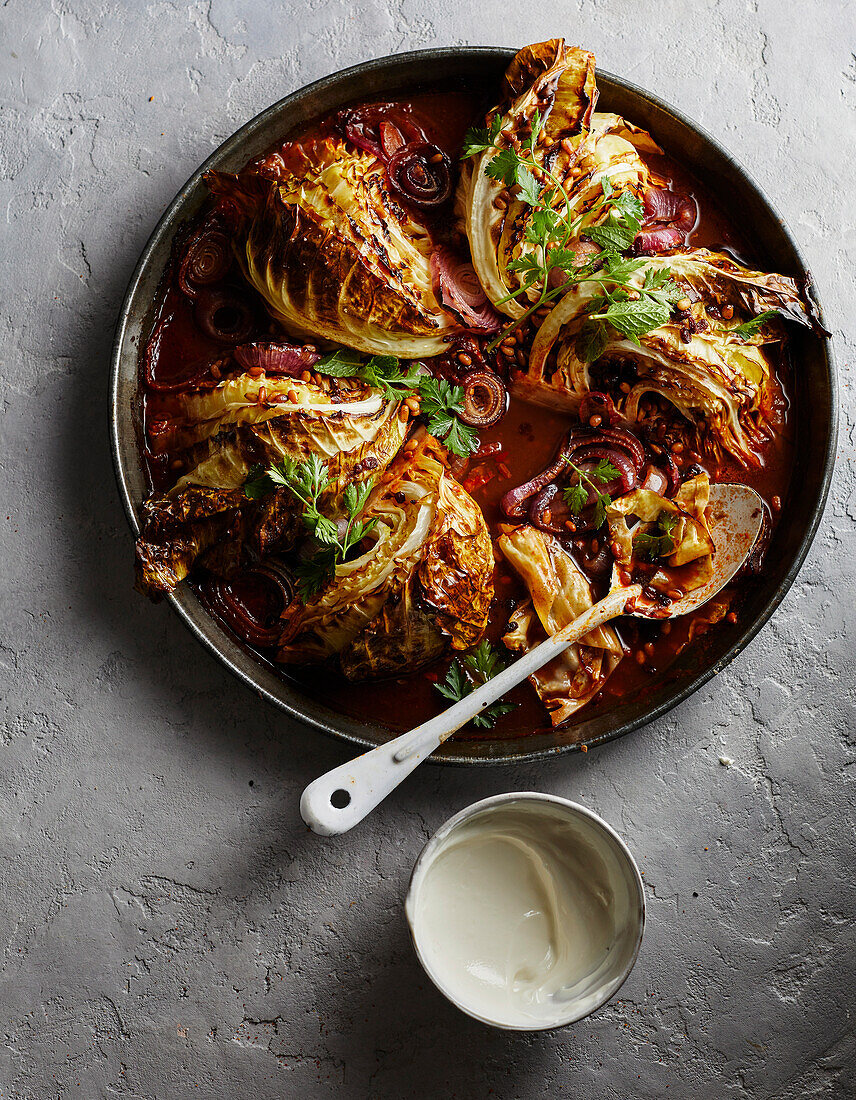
[{"x1": 404, "y1": 793, "x2": 645, "y2": 1030}]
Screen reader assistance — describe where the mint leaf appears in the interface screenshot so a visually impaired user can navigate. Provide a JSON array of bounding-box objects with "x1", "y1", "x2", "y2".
[{"x1": 728, "y1": 310, "x2": 779, "y2": 338}]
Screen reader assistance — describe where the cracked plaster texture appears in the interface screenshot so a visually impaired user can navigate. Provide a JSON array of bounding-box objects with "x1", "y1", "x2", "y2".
[{"x1": 0, "y1": 1, "x2": 854, "y2": 1097}]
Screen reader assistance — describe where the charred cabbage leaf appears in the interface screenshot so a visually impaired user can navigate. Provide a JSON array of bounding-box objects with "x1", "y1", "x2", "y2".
[
  {"x1": 278, "y1": 434, "x2": 494, "y2": 677},
  {"x1": 458, "y1": 39, "x2": 597, "y2": 316},
  {"x1": 521, "y1": 248, "x2": 822, "y2": 464},
  {"x1": 134, "y1": 487, "x2": 247, "y2": 597},
  {"x1": 498, "y1": 525, "x2": 623, "y2": 725},
  {"x1": 206, "y1": 139, "x2": 461, "y2": 356},
  {"x1": 606, "y1": 473, "x2": 714, "y2": 600}
]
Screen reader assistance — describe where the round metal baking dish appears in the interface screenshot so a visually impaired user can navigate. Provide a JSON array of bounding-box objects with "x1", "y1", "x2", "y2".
[{"x1": 110, "y1": 47, "x2": 836, "y2": 764}]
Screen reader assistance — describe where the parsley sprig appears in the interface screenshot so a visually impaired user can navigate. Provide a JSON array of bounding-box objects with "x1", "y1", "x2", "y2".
[
  {"x1": 418, "y1": 377, "x2": 480, "y2": 457},
  {"x1": 462, "y1": 116, "x2": 683, "y2": 357},
  {"x1": 244, "y1": 454, "x2": 377, "y2": 600},
  {"x1": 435, "y1": 640, "x2": 516, "y2": 728},
  {"x1": 562, "y1": 457, "x2": 621, "y2": 529},
  {"x1": 633, "y1": 511, "x2": 679, "y2": 561},
  {"x1": 302, "y1": 349, "x2": 481, "y2": 457}
]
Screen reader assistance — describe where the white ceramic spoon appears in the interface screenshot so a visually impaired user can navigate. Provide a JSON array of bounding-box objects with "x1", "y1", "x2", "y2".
[{"x1": 301, "y1": 483, "x2": 765, "y2": 836}]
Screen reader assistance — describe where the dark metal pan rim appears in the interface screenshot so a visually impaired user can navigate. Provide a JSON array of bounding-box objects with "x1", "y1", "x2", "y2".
[{"x1": 110, "y1": 46, "x2": 837, "y2": 766}]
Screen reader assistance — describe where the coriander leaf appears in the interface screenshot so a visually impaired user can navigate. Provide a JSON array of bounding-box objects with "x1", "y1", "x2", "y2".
[
  {"x1": 523, "y1": 206, "x2": 561, "y2": 243},
  {"x1": 610, "y1": 189, "x2": 644, "y2": 225},
  {"x1": 484, "y1": 147, "x2": 520, "y2": 187},
  {"x1": 563, "y1": 483, "x2": 589, "y2": 514},
  {"x1": 631, "y1": 532, "x2": 662, "y2": 561},
  {"x1": 473, "y1": 703, "x2": 517, "y2": 728},
  {"x1": 515, "y1": 164, "x2": 541, "y2": 206},
  {"x1": 418, "y1": 377, "x2": 480, "y2": 457},
  {"x1": 600, "y1": 174, "x2": 614, "y2": 199},
  {"x1": 592, "y1": 493, "x2": 610, "y2": 530},
  {"x1": 591, "y1": 459, "x2": 621, "y2": 483},
  {"x1": 309, "y1": 513, "x2": 339, "y2": 546},
  {"x1": 434, "y1": 642, "x2": 516, "y2": 728},
  {"x1": 633, "y1": 510, "x2": 679, "y2": 560},
  {"x1": 461, "y1": 126, "x2": 492, "y2": 158},
  {"x1": 243, "y1": 464, "x2": 274, "y2": 500},
  {"x1": 602, "y1": 255, "x2": 647, "y2": 284},
  {"x1": 435, "y1": 660, "x2": 469, "y2": 703},
  {"x1": 441, "y1": 417, "x2": 480, "y2": 458},
  {"x1": 293, "y1": 551, "x2": 337, "y2": 601},
  {"x1": 549, "y1": 247, "x2": 582, "y2": 274},
  {"x1": 343, "y1": 478, "x2": 374, "y2": 519},
  {"x1": 529, "y1": 108, "x2": 543, "y2": 153},
  {"x1": 462, "y1": 115, "x2": 502, "y2": 158},
  {"x1": 463, "y1": 639, "x2": 504, "y2": 683},
  {"x1": 728, "y1": 310, "x2": 779, "y2": 338}
]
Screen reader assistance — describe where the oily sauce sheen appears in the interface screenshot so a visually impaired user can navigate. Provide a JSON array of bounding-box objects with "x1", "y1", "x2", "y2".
[{"x1": 141, "y1": 83, "x2": 794, "y2": 740}]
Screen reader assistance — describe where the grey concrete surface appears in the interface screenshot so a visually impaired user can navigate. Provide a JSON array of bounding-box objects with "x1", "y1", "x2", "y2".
[{"x1": 0, "y1": 1, "x2": 854, "y2": 1097}]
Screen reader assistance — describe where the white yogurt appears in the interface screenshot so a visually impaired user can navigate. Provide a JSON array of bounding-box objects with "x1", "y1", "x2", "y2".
[{"x1": 406, "y1": 795, "x2": 644, "y2": 1029}]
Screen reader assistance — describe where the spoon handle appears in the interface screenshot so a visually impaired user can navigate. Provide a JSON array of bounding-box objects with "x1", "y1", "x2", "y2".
[{"x1": 300, "y1": 585, "x2": 640, "y2": 836}]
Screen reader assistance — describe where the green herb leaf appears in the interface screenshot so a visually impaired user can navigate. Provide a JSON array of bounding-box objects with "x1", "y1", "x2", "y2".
[
  {"x1": 633, "y1": 510, "x2": 679, "y2": 561},
  {"x1": 727, "y1": 310, "x2": 779, "y2": 338},
  {"x1": 418, "y1": 377, "x2": 480, "y2": 457},
  {"x1": 243, "y1": 463, "x2": 274, "y2": 500},
  {"x1": 515, "y1": 164, "x2": 541, "y2": 206},
  {"x1": 461, "y1": 115, "x2": 502, "y2": 159},
  {"x1": 484, "y1": 147, "x2": 521, "y2": 187},
  {"x1": 598, "y1": 296, "x2": 673, "y2": 340},
  {"x1": 434, "y1": 641, "x2": 517, "y2": 728},
  {"x1": 563, "y1": 483, "x2": 589, "y2": 515},
  {"x1": 576, "y1": 319, "x2": 610, "y2": 364},
  {"x1": 561, "y1": 458, "x2": 614, "y2": 528},
  {"x1": 248, "y1": 455, "x2": 376, "y2": 602},
  {"x1": 293, "y1": 550, "x2": 338, "y2": 601},
  {"x1": 435, "y1": 660, "x2": 469, "y2": 703},
  {"x1": 592, "y1": 493, "x2": 611, "y2": 530},
  {"x1": 591, "y1": 459, "x2": 621, "y2": 483},
  {"x1": 314, "y1": 349, "x2": 422, "y2": 399},
  {"x1": 313, "y1": 348, "x2": 363, "y2": 376},
  {"x1": 343, "y1": 479, "x2": 374, "y2": 519},
  {"x1": 586, "y1": 218, "x2": 639, "y2": 255}
]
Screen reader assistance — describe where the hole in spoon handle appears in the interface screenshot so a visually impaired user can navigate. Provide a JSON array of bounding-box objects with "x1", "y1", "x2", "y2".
[{"x1": 299, "y1": 728, "x2": 437, "y2": 836}]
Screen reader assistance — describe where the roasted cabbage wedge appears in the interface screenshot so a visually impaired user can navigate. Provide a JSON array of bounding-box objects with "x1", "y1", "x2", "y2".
[
  {"x1": 278, "y1": 434, "x2": 494, "y2": 678},
  {"x1": 135, "y1": 374, "x2": 408, "y2": 599},
  {"x1": 458, "y1": 39, "x2": 598, "y2": 316},
  {"x1": 607, "y1": 473, "x2": 715, "y2": 599},
  {"x1": 521, "y1": 248, "x2": 821, "y2": 463},
  {"x1": 499, "y1": 525, "x2": 624, "y2": 725},
  {"x1": 134, "y1": 486, "x2": 247, "y2": 597},
  {"x1": 206, "y1": 139, "x2": 461, "y2": 356},
  {"x1": 151, "y1": 372, "x2": 407, "y2": 492}
]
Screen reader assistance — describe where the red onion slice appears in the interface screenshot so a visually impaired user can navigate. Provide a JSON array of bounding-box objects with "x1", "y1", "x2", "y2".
[
  {"x1": 579, "y1": 391, "x2": 620, "y2": 427},
  {"x1": 642, "y1": 186, "x2": 698, "y2": 232},
  {"x1": 336, "y1": 103, "x2": 428, "y2": 160},
  {"x1": 234, "y1": 341, "x2": 321, "y2": 376},
  {"x1": 633, "y1": 226, "x2": 684, "y2": 255},
  {"x1": 500, "y1": 452, "x2": 569, "y2": 518},
  {"x1": 387, "y1": 142, "x2": 452, "y2": 208},
  {"x1": 194, "y1": 287, "x2": 256, "y2": 345},
  {"x1": 431, "y1": 248, "x2": 503, "y2": 332},
  {"x1": 206, "y1": 565, "x2": 293, "y2": 648}
]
